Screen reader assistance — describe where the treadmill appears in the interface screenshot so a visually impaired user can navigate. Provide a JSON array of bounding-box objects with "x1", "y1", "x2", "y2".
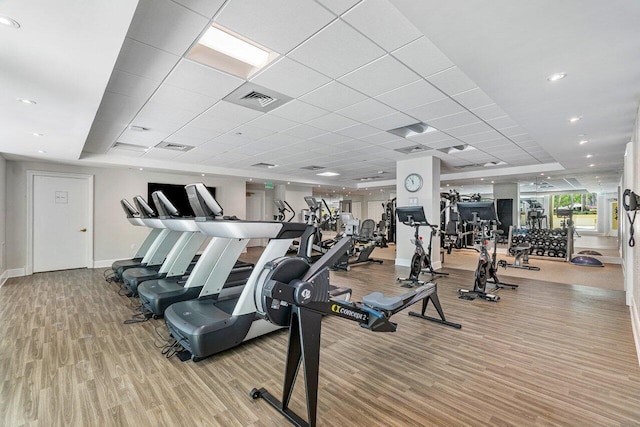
[
  {"x1": 112, "y1": 196, "x2": 180, "y2": 282},
  {"x1": 137, "y1": 189, "x2": 254, "y2": 318},
  {"x1": 121, "y1": 192, "x2": 190, "y2": 296},
  {"x1": 164, "y1": 183, "x2": 350, "y2": 362}
]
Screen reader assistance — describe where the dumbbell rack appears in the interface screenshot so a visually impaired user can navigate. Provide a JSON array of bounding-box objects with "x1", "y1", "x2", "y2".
[{"x1": 507, "y1": 226, "x2": 573, "y2": 262}]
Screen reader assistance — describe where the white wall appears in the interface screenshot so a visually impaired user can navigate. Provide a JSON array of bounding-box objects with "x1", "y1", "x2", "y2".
[
  {"x1": 0, "y1": 155, "x2": 6, "y2": 283},
  {"x1": 622, "y1": 104, "x2": 640, "y2": 364},
  {"x1": 396, "y1": 156, "x2": 440, "y2": 267},
  {"x1": 5, "y1": 160, "x2": 247, "y2": 270}
]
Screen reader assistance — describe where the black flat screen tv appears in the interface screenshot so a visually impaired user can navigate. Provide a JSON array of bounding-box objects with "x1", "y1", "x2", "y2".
[{"x1": 147, "y1": 183, "x2": 216, "y2": 217}]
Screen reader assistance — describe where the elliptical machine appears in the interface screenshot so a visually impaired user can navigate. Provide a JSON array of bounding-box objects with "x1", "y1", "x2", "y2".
[
  {"x1": 273, "y1": 199, "x2": 295, "y2": 222},
  {"x1": 456, "y1": 202, "x2": 518, "y2": 302},
  {"x1": 396, "y1": 206, "x2": 448, "y2": 287}
]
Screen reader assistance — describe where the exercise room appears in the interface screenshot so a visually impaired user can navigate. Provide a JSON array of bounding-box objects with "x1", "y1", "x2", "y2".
[{"x1": 1, "y1": 1, "x2": 639, "y2": 426}]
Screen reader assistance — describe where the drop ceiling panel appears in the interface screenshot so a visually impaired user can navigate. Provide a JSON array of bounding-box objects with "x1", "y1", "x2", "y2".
[
  {"x1": 118, "y1": 128, "x2": 173, "y2": 146},
  {"x1": 84, "y1": 120, "x2": 129, "y2": 154},
  {"x1": 426, "y1": 66, "x2": 477, "y2": 96},
  {"x1": 406, "y1": 98, "x2": 465, "y2": 122},
  {"x1": 470, "y1": 104, "x2": 508, "y2": 121},
  {"x1": 427, "y1": 111, "x2": 480, "y2": 130},
  {"x1": 366, "y1": 112, "x2": 416, "y2": 130},
  {"x1": 306, "y1": 113, "x2": 359, "y2": 132},
  {"x1": 300, "y1": 81, "x2": 368, "y2": 111},
  {"x1": 174, "y1": 146, "x2": 221, "y2": 163},
  {"x1": 500, "y1": 126, "x2": 529, "y2": 137},
  {"x1": 359, "y1": 132, "x2": 404, "y2": 145},
  {"x1": 214, "y1": 0, "x2": 334, "y2": 53},
  {"x1": 453, "y1": 88, "x2": 495, "y2": 110},
  {"x1": 375, "y1": 80, "x2": 446, "y2": 111},
  {"x1": 251, "y1": 57, "x2": 331, "y2": 98},
  {"x1": 309, "y1": 132, "x2": 353, "y2": 145},
  {"x1": 188, "y1": 101, "x2": 263, "y2": 133},
  {"x1": 281, "y1": 124, "x2": 328, "y2": 139},
  {"x1": 335, "y1": 123, "x2": 381, "y2": 138},
  {"x1": 148, "y1": 84, "x2": 216, "y2": 113},
  {"x1": 249, "y1": 114, "x2": 298, "y2": 132},
  {"x1": 164, "y1": 60, "x2": 245, "y2": 99},
  {"x1": 342, "y1": 0, "x2": 422, "y2": 52},
  {"x1": 270, "y1": 100, "x2": 329, "y2": 123},
  {"x1": 127, "y1": 0, "x2": 209, "y2": 56},
  {"x1": 420, "y1": 137, "x2": 458, "y2": 149},
  {"x1": 316, "y1": 0, "x2": 361, "y2": 15},
  {"x1": 114, "y1": 38, "x2": 181, "y2": 81},
  {"x1": 487, "y1": 116, "x2": 519, "y2": 130},
  {"x1": 229, "y1": 125, "x2": 275, "y2": 140},
  {"x1": 288, "y1": 20, "x2": 385, "y2": 78},
  {"x1": 256, "y1": 133, "x2": 303, "y2": 149},
  {"x1": 338, "y1": 55, "x2": 420, "y2": 98},
  {"x1": 106, "y1": 70, "x2": 159, "y2": 101},
  {"x1": 473, "y1": 139, "x2": 515, "y2": 149},
  {"x1": 458, "y1": 130, "x2": 504, "y2": 144},
  {"x1": 142, "y1": 147, "x2": 184, "y2": 160},
  {"x1": 172, "y1": 0, "x2": 225, "y2": 18},
  {"x1": 91, "y1": 92, "x2": 144, "y2": 124},
  {"x1": 406, "y1": 130, "x2": 453, "y2": 145},
  {"x1": 135, "y1": 102, "x2": 202, "y2": 129},
  {"x1": 445, "y1": 122, "x2": 494, "y2": 138},
  {"x1": 392, "y1": 37, "x2": 454, "y2": 78},
  {"x1": 337, "y1": 98, "x2": 397, "y2": 122}
]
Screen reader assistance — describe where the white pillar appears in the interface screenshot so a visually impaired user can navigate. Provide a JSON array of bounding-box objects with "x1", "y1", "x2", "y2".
[{"x1": 395, "y1": 156, "x2": 441, "y2": 268}]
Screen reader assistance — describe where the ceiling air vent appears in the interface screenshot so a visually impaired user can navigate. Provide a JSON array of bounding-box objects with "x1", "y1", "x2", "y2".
[
  {"x1": 301, "y1": 165, "x2": 325, "y2": 171},
  {"x1": 394, "y1": 144, "x2": 430, "y2": 155},
  {"x1": 252, "y1": 162, "x2": 278, "y2": 169},
  {"x1": 113, "y1": 142, "x2": 148, "y2": 153},
  {"x1": 223, "y1": 82, "x2": 293, "y2": 112},
  {"x1": 242, "y1": 91, "x2": 277, "y2": 108},
  {"x1": 156, "y1": 141, "x2": 194, "y2": 152}
]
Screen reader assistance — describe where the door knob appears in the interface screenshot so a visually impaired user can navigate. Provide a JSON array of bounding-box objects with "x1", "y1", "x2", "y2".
[{"x1": 80, "y1": 228, "x2": 87, "y2": 232}]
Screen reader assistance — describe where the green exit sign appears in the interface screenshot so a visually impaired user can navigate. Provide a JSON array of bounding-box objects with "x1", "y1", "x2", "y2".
[{"x1": 265, "y1": 182, "x2": 273, "y2": 189}]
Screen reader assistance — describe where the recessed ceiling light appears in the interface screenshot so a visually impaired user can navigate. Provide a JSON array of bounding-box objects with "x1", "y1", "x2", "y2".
[
  {"x1": 32, "y1": 133, "x2": 43, "y2": 137},
  {"x1": 287, "y1": 181, "x2": 290, "y2": 185},
  {"x1": 0, "y1": 16, "x2": 20, "y2": 28},
  {"x1": 480, "y1": 178, "x2": 484, "y2": 181},
  {"x1": 569, "y1": 117, "x2": 581, "y2": 123},
  {"x1": 586, "y1": 154, "x2": 593, "y2": 158},
  {"x1": 17, "y1": 98, "x2": 36, "y2": 104},
  {"x1": 446, "y1": 184, "x2": 450, "y2": 187},
  {"x1": 595, "y1": 176, "x2": 599, "y2": 179},
  {"x1": 201, "y1": 174, "x2": 205, "y2": 177},
  {"x1": 249, "y1": 178, "x2": 253, "y2": 181},
  {"x1": 199, "y1": 26, "x2": 269, "y2": 67},
  {"x1": 540, "y1": 173, "x2": 544, "y2": 175},
  {"x1": 318, "y1": 185, "x2": 321, "y2": 187},
  {"x1": 579, "y1": 140, "x2": 588, "y2": 145},
  {"x1": 547, "y1": 176, "x2": 551, "y2": 179},
  {"x1": 342, "y1": 187, "x2": 345, "y2": 190},
  {"x1": 37, "y1": 150, "x2": 46, "y2": 154},
  {"x1": 491, "y1": 181, "x2": 495, "y2": 184},
  {"x1": 547, "y1": 72, "x2": 567, "y2": 82},
  {"x1": 139, "y1": 168, "x2": 143, "y2": 171},
  {"x1": 317, "y1": 171, "x2": 340, "y2": 176},
  {"x1": 589, "y1": 164, "x2": 595, "y2": 167}
]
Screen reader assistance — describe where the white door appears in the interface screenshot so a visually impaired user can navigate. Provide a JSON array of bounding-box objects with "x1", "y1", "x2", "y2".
[
  {"x1": 33, "y1": 175, "x2": 92, "y2": 272},
  {"x1": 246, "y1": 191, "x2": 266, "y2": 247},
  {"x1": 367, "y1": 200, "x2": 385, "y2": 222},
  {"x1": 352, "y1": 202, "x2": 362, "y2": 221}
]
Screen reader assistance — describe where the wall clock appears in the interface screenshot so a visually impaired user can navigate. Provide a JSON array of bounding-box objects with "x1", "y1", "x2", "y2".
[{"x1": 404, "y1": 173, "x2": 423, "y2": 192}]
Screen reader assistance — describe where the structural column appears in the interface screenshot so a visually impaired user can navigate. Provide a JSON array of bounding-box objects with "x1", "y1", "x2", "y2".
[{"x1": 395, "y1": 156, "x2": 441, "y2": 268}]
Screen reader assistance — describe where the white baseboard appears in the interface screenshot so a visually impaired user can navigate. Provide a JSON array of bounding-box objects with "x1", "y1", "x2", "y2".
[
  {"x1": 0, "y1": 270, "x2": 7, "y2": 287},
  {"x1": 6, "y1": 268, "x2": 25, "y2": 278},
  {"x1": 93, "y1": 259, "x2": 119, "y2": 269},
  {"x1": 395, "y1": 258, "x2": 410, "y2": 267},
  {"x1": 630, "y1": 297, "x2": 640, "y2": 368}
]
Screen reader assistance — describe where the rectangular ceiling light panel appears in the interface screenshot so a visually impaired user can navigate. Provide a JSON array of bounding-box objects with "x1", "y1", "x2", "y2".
[{"x1": 187, "y1": 24, "x2": 279, "y2": 79}]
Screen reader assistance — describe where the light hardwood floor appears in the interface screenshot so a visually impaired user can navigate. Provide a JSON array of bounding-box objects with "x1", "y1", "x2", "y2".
[{"x1": 1, "y1": 254, "x2": 639, "y2": 426}]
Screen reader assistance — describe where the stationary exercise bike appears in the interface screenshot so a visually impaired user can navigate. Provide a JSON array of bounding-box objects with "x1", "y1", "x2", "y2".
[
  {"x1": 396, "y1": 206, "x2": 448, "y2": 288},
  {"x1": 456, "y1": 202, "x2": 518, "y2": 302}
]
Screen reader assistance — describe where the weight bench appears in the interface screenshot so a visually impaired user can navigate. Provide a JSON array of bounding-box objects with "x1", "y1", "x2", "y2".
[{"x1": 498, "y1": 242, "x2": 540, "y2": 271}]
